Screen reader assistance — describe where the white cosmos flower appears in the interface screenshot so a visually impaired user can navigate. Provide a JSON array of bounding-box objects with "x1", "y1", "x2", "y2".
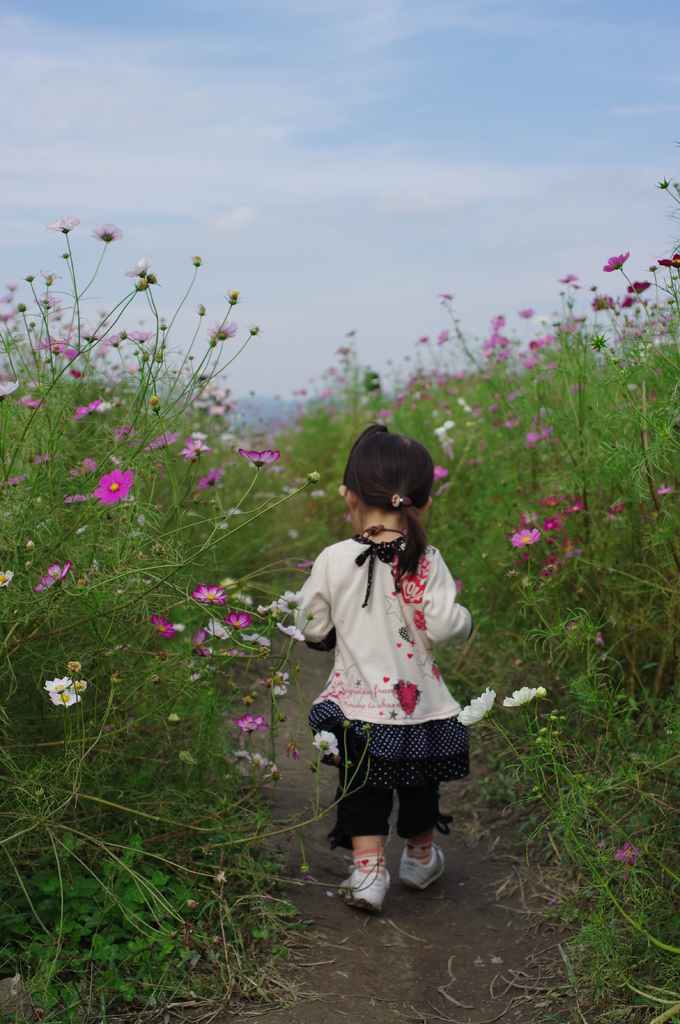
[
  {"x1": 276, "y1": 590, "x2": 304, "y2": 612},
  {"x1": 434, "y1": 419, "x2": 455, "y2": 440},
  {"x1": 46, "y1": 216, "x2": 81, "y2": 234},
  {"x1": 44, "y1": 677, "x2": 81, "y2": 707},
  {"x1": 313, "y1": 730, "x2": 339, "y2": 757},
  {"x1": 251, "y1": 751, "x2": 269, "y2": 767},
  {"x1": 125, "y1": 257, "x2": 153, "y2": 278},
  {"x1": 457, "y1": 687, "x2": 496, "y2": 725},
  {"x1": 257, "y1": 602, "x2": 279, "y2": 614},
  {"x1": 233, "y1": 749, "x2": 252, "y2": 762},
  {"x1": 205, "y1": 618, "x2": 229, "y2": 639},
  {"x1": 0, "y1": 570, "x2": 14, "y2": 586},
  {"x1": 0, "y1": 381, "x2": 19, "y2": 399},
  {"x1": 277, "y1": 623, "x2": 305, "y2": 642},
  {"x1": 242, "y1": 632, "x2": 272, "y2": 648},
  {"x1": 503, "y1": 686, "x2": 546, "y2": 707}
]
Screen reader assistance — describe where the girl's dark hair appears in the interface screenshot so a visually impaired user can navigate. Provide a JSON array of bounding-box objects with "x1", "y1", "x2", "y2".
[{"x1": 343, "y1": 424, "x2": 434, "y2": 577}]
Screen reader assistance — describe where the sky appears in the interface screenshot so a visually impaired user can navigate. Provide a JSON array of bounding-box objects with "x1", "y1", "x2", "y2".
[{"x1": 1, "y1": 0, "x2": 679, "y2": 395}]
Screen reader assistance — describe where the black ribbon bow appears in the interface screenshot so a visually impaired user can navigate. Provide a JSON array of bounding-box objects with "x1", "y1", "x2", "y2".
[{"x1": 354, "y1": 536, "x2": 404, "y2": 608}]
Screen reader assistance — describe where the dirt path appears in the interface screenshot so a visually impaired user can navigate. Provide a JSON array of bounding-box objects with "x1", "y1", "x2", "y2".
[{"x1": 230, "y1": 650, "x2": 574, "y2": 1024}]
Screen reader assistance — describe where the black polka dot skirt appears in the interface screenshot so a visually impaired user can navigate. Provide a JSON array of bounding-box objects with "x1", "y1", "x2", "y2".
[{"x1": 308, "y1": 699, "x2": 470, "y2": 789}]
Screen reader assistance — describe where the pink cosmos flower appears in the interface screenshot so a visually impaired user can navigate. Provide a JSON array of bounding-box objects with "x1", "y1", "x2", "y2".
[
  {"x1": 193, "y1": 628, "x2": 212, "y2": 656},
  {"x1": 8, "y1": 474, "x2": 27, "y2": 485},
  {"x1": 438, "y1": 293, "x2": 454, "y2": 300},
  {"x1": 114, "y1": 426, "x2": 135, "y2": 442},
  {"x1": 518, "y1": 308, "x2": 534, "y2": 319},
  {"x1": 128, "y1": 331, "x2": 154, "y2": 343},
  {"x1": 34, "y1": 560, "x2": 72, "y2": 592},
  {"x1": 605, "y1": 501, "x2": 626, "y2": 521},
  {"x1": 20, "y1": 396, "x2": 42, "y2": 409},
  {"x1": 64, "y1": 494, "x2": 89, "y2": 504},
  {"x1": 144, "y1": 431, "x2": 177, "y2": 451},
  {"x1": 152, "y1": 614, "x2": 176, "y2": 638},
  {"x1": 233, "y1": 713, "x2": 269, "y2": 733},
  {"x1": 595, "y1": 631, "x2": 604, "y2": 646},
  {"x1": 286, "y1": 741, "x2": 301, "y2": 760},
  {"x1": 657, "y1": 484, "x2": 674, "y2": 495},
  {"x1": 73, "y1": 399, "x2": 102, "y2": 420},
  {"x1": 197, "y1": 468, "x2": 222, "y2": 489},
  {"x1": 207, "y1": 320, "x2": 238, "y2": 341},
  {"x1": 658, "y1": 253, "x2": 680, "y2": 268},
  {"x1": 94, "y1": 469, "x2": 134, "y2": 505},
  {"x1": 433, "y1": 466, "x2": 448, "y2": 481},
  {"x1": 180, "y1": 437, "x2": 211, "y2": 461},
  {"x1": 565, "y1": 502, "x2": 584, "y2": 513},
  {"x1": 92, "y1": 223, "x2": 123, "y2": 243},
  {"x1": 238, "y1": 448, "x2": 281, "y2": 468},
  {"x1": 191, "y1": 584, "x2": 227, "y2": 604},
  {"x1": 603, "y1": 252, "x2": 630, "y2": 273},
  {"x1": 627, "y1": 281, "x2": 650, "y2": 295},
  {"x1": 559, "y1": 274, "x2": 578, "y2": 284},
  {"x1": 225, "y1": 611, "x2": 252, "y2": 629},
  {"x1": 542, "y1": 516, "x2": 563, "y2": 531},
  {"x1": 505, "y1": 417, "x2": 520, "y2": 429},
  {"x1": 437, "y1": 329, "x2": 450, "y2": 345},
  {"x1": 615, "y1": 841, "x2": 641, "y2": 866},
  {"x1": 511, "y1": 529, "x2": 541, "y2": 548},
  {"x1": 82, "y1": 458, "x2": 97, "y2": 473},
  {"x1": 525, "y1": 426, "x2": 554, "y2": 448},
  {"x1": 46, "y1": 216, "x2": 81, "y2": 234}
]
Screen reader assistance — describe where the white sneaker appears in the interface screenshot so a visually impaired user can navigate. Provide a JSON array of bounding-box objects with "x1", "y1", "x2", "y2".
[
  {"x1": 339, "y1": 866, "x2": 390, "y2": 912},
  {"x1": 399, "y1": 844, "x2": 444, "y2": 890}
]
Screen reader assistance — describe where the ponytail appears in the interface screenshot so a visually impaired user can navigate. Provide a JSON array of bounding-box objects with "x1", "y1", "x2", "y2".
[{"x1": 400, "y1": 503, "x2": 428, "y2": 578}]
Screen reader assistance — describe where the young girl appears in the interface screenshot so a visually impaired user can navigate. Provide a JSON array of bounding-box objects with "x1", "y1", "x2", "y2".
[{"x1": 296, "y1": 425, "x2": 472, "y2": 912}]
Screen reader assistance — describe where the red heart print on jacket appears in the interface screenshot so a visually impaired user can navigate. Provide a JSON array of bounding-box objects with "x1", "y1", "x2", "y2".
[{"x1": 393, "y1": 680, "x2": 421, "y2": 716}]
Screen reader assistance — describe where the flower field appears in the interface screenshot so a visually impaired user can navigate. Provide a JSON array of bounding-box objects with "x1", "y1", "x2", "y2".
[{"x1": 1, "y1": 182, "x2": 680, "y2": 1021}]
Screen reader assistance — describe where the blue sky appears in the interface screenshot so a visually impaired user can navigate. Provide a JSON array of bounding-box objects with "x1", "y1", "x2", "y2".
[{"x1": 1, "y1": 0, "x2": 679, "y2": 394}]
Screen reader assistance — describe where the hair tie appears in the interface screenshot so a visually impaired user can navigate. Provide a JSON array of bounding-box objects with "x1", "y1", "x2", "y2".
[{"x1": 391, "y1": 494, "x2": 412, "y2": 508}]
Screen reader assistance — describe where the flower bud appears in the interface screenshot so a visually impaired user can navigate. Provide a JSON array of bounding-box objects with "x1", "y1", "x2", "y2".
[
  {"x1": 26, "y1": 540, "x2": 34, "y2": 549},
  {"x1": 536, "y1": 686, "x2": 547, "y2": 697},
  {"x1": 120, "y1": 330, "x2": 127, "y2": 340},
  {"x1": 160, "y1": 323, "x2": 167, "y2": 331},
  {"x1": 197, "y1": 304, "x2": 206, "y2": 316},
  {"x1": 68, "y1": 661, "x2": 81, "y2": 673},
  {"x1": 146, "y1": 273, "x2": 158, "y2": 285},
  {"x1": 228, "y1": 290, "x2": 239, "y2": 304},
  {"x1": 249, "y1": 325, "x2": 260, "y2": 335},
  {"x1": 307, "y1": 471, "x2": 321, "y2": 484},
  {"x1": 25, "y1": 276, "x2": 35, "y2": 283},
  {"x1": 136, "y1": 279, "x2": 149, "y2": 291},
  {"x1": 192, "y1": 256, "x2": 203, "y2": 267},
  {"x1": 155, "y1": 352, "x2": 163, "y2": 362},
  {"x1": 150, "y1": 396, "x2": 160, "y2": 411}
]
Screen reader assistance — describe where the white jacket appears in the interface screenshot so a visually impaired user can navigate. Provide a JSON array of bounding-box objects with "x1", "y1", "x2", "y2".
[{"x1": 296, "y1": 538, "x2": 472, "y2": 725}]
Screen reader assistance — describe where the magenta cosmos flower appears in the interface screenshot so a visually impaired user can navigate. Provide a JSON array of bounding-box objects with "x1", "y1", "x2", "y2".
[
  {"x1": 180, "y1": 437, "x2": 211, "y2": 461},
  {"x1": 197, "y1": 468, "x2": 222, "y2": 489},
  {"x1": 73, "y1": 399, "x2": 102, "y2": 421},
  {"x1": 191, "y1": 584, "x2": 227, "y2": 604},
  {"x1": 92, "y1": 223, "x2": 123, "y2": 243},
  {"x1": 151, "y1": 614, "x2": 176, "y2": 638},
  {"x1": 658, "y1": 253, "x2": 680, "y2": 268},
  {"x1": 225, "y1": 611, "x2": 252, "y2": 629},
  {"x1": 233, "y1": 713, "x2": 269, "y2": 733},
  {"x1": 34, "y1": 561, "x2": 72, "y2": 592},
  {"x1": 193, "y1": 628, "x2": 212, "y2": 657},
  {"x1": 559, "y1": 274, "x2": 578, "y2": 284},
  {"x1": 602, "y1": 252, "x2": 630, "y2": 273},
  {"x1": 433, "y1": 466, "x2": 448, "y2": 480},
  {"x1": 94, "y1": 469, "x2": 134, "y2": 504},
  {"x1": 517, "y1": 308, "x2": 534, "y2": 319},
  {"x1": 238, "y1": 448, "x2": 281, "y2": 468},
  {"x1": 511, "y1": 528, "x2": 541, "y2": 548},
  {"x1": 657, "y1": 484, "x2": 674, "y2": 495}
]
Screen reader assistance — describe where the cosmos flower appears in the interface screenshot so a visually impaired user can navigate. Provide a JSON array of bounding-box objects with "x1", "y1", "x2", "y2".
[
  {"x1": 144, "y1": 431, "x2": 178, "y2": 451},
  {"x1": 0, "y1": 570, "x2": 14, "y2": 587},
  {"x1": 233, "y1": 713, "x2": 269, "y2": 733},
  {"x1": 92, "y1": 223, "x2": 123, "y2": 243},
  {"x1": 151, "y1": 614, "x2": 176, "y2": 638},
  {"x1": 125, "y1": 258, "x2": 153, "y2": 278},
  {"x1": 207, "y1": 320, "x2": 238, "y2": 341},
  {"x1": 34, "y1": 561, "x2": 72, "y2": 592},
  {"x1": 0, "y1": 381, "x2": 19, "y2": 399},
  {"x1": 276, "y1": 590, "x2": 304, "y2": 612},
  {"x1": 658, "y1": 253, "x2": 680, "y2": 268},
  {"x1": 46, "y1": 217, "x2": 81, "y2": 234},
  {"x1": 94, "y1": 469, "x2": 134, "y2": 504},
  {"x1": 518, "y1": 308, "x2": 535, "y2": 319},
  {"x1": 193, "y1": 628, "x2": 213, "y2": 657},
  {"x1": 603, "y1": 252, "x2": 630, "y2": 273},
  {"x1": 180, "y1": 437, "x2": 211, "y2": 461},
  {"x1": 433, "y1": 466, "x2": 448, "y2": 481},
  {"x1": 313, "y1": 730, "x2": 340, "y2": 757},
  {"x1": 503, "y1": 686, "x2": 546, "y2": 707},
  {"x1": 511, "y1": 529, "x2": 541, "y2": 547},
  {"x1": 457, "y1": 688, "x2": 496, "y2": 725},
  {"x1": 196, "y1": 468, "x2": 222, "y2": 489},
  {"x1": 657, "y1": 484, "x2": 674, "y2": 495},
  {"x1": 277, "y1": 623, "x2": 305, "y2": 642},
  {"x1": 238, "y1": 448, "x2": 281, "y2": 468},
  {"x1": 225, "y1": 611, "x2": 252, "y2": 629},
  {"x1": 191, "y1": 585, "x2": 227, "y2": 605}
]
